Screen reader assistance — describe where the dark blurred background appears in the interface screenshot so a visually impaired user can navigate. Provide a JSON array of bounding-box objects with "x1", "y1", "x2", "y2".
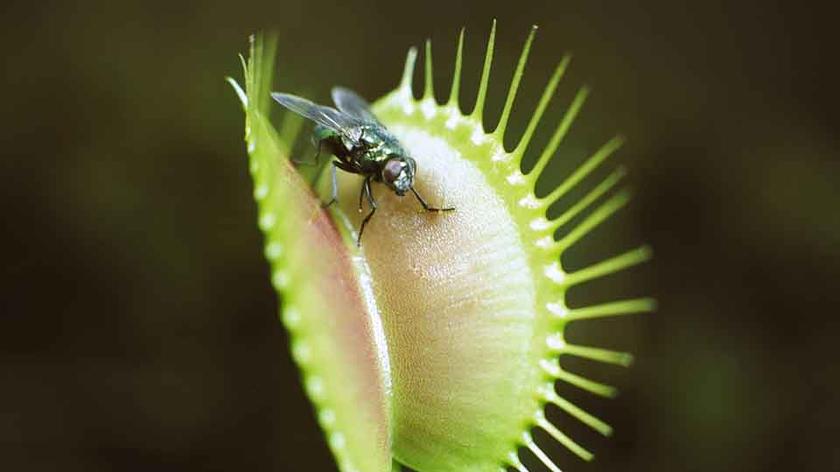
[{"x1": 1, "y1": 0, "x2": 838, "y2": 471}]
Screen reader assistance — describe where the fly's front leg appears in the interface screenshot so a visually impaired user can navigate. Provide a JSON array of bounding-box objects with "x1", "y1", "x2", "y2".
[
  {"x1": 357, "y1": 177, "x2": 377, "y2": 246},
  {"x1": 322, "y1": 161, "x2": 339, "y2": 208},
  {"x1": 294, "y1": 138, "x2": 323, "y2": 167},
  {"x1": 410, "y1": 186, "x2": 455, "y2": 212}
]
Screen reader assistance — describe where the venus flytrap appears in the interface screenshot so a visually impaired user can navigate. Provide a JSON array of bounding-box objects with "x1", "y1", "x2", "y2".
[
  {"x1": 229, "y1": 24, "x2": 653, "y2": 472},
  {"x1": 228, "y1": 35, "x2": 392, "y2": 472}
]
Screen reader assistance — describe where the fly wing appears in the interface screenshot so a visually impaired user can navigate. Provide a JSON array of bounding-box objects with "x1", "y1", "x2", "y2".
[
  {"x1": 271, "y1": 92, "x2": 362, "y2": 137},
  {"x1": 331, "y1": 87, "x2": 381, "y2": 124}
]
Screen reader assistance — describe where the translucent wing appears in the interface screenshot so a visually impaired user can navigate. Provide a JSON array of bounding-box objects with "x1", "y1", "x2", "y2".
[
  {"x1": 271, "y1": 92, "x2": 362, "y2": 137},
  {"x1": 331, "y1": 87, "x2": 381, "y2": 124}
]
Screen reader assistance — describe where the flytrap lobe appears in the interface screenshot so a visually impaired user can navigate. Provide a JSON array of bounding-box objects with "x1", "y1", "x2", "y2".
[{"x1": 229, "y1": 23, "x2": 654, "y2": 472}]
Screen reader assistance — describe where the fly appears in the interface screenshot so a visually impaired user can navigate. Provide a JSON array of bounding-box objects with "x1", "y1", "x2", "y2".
[{"x1": 271, "y1": 87, "x2": 454, "y2": 245}]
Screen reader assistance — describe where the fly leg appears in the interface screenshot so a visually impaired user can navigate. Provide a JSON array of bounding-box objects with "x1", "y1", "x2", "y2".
[
  {"x1": 358, "y1": 178, "x2": 366, "y2": 213},
  {"x1": 324, "y1": 160, "x2": 357, "y2": 209},
  {"x1": 322, "y1": 162, "x2": 338, "y2": 208},
  {"x1": 293, "y1": 139, "x2": 323, "y2": 167},
  {"x1": 357, "y1": 177, "x2": 377, "y2": 246},
  {"x1": 410, "y1": 187, "x2": 455, "y2": 212}
]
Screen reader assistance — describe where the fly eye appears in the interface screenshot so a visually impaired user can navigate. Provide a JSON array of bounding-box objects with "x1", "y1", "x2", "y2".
[{"x1": 383, "y1": 159, "x2": 404, "y2": 183}]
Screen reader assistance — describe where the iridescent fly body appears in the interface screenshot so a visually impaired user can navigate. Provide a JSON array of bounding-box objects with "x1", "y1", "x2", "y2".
[{"x1": 272, "y1": 87, "x2": 454, "y2": 245}]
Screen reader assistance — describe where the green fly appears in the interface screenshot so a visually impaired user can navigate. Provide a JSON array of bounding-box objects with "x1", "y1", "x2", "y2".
[{"x1": 272, "y1": 87, "x2": 454, "y2": 245}]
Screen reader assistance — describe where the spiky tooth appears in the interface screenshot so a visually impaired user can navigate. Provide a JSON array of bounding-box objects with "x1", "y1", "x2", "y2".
[
  {"x1": 447, "y1": 28, "x2": 465, "y2": 107},
  {"x1": 523, "y1": 431, "x2": 563, "y2": 472},
  {"x1": 561, "y1": 343, "x2": 635, "y2": 367},
  {"x1": 554, "y1": 364, "x2": 619, "y2": 398},
  {"x1": 562, "y1": 246, "x2": 653, "y2": 288},
  {"x1": 529, "y1": 87, "x2": 589, "y2": 179},
  {"x1": 494, "y1": 25, "x2": 538, "y2": 138},
  {"x1": 543, "y1": 135, "x2": 624, "y2": 204},
  {"x1": 535, "y1": 409, "x2": 594, "y2": 461},
  {"x1": 546, "y1": 332, "x2": 634, "y2": 367},
  {"x1": 556, "y1": 189, "x2": 631, "y2": 250},
  {"x1": 471, "y1": 19, "x2": 497, "y2": 121},
  {"x1": 537, "y1": 383, "x2": 613, "y2": 436},
  {"x1": 511, "y1": 56, "x2": 570, "y2": 162},
  {"x1": 549, "y1": 166, "x2": 626, "y2": 232},
  {"x1": 226, "y1": 76, "x2": 248, "y2": 108},
  {"x1": 507, "y1": 451, "x2": 530, "y2": 472},
  {"x1": 565, "y1": 297, "x2": 657, "y2": 321},
  {"x1": 399, "y1": 46, "x2": 418, "y2": 92},
  {"x1": 423, "y1": 39, "x2": 435, "y2": 100}
]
